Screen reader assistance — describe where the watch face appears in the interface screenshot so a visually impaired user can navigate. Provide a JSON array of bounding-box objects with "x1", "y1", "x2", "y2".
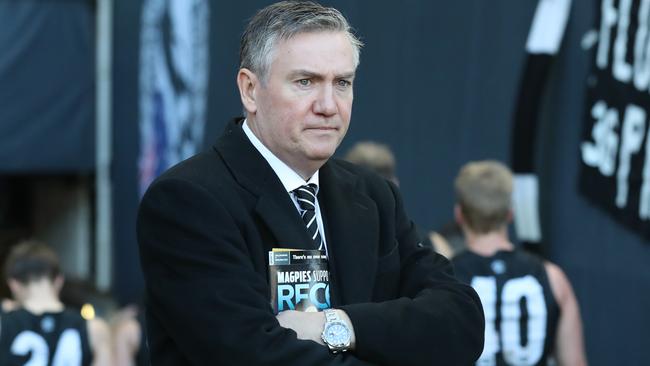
[{"x1": 324, "y1": 322, "x2": 350, "y2": 347}]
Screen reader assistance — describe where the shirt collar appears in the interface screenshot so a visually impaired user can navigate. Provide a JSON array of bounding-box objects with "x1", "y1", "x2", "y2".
[{"x1": 242, "y1": 119, "x2": 319, "y2": 194}]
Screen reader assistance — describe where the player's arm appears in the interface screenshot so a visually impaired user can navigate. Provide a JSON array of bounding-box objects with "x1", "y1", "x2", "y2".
[
  {"x1": 544, "y1": 262, "x2": 588, "y2": 366},
  {"x1": 88, "y1": 317, "x2": 113, "y2": 366},
  {"x1": 113, "y1": 317, "x2": 141, "y2": 366}
]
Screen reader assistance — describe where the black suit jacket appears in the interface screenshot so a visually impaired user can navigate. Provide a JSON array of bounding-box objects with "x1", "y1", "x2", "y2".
[{"x1": 137, "y1": 119, "x2": 484, "y2": 365}]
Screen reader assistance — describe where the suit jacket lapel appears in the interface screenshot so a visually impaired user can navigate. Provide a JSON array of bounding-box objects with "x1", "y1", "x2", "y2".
[
  {"x1": 254, "y1": 195, "x2": 315, "y2": 251},
  {"x1": 214, "y1": 119, "x2": 315, "y2": 251},
  {"x1": 319, "y1": 161, "x2": 379, "y2": 305},
  {"x1": 215, "y1": 120, "x2": 380, "y2": 304}
]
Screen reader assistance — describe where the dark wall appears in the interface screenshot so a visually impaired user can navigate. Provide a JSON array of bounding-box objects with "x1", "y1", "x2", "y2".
[
  {"x1": 0, "y1": 0, "x2": 95, "y2": 172},
  {"x1": 113, "y1": 1, "x2": 650, "y2": 365}
]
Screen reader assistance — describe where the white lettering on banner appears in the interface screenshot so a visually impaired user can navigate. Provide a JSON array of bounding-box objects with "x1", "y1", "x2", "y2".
[
  {"x1": 586, "y1": 1, "x2": 650, "y2": 229},
  {"x1": 597, "y1": 0, "x2": 618, "y2": 70},
  {"x1": 597, "y1": 0, "x2": 650, "y2": 91},
  {"x1": 582, "y1": 100, "x2": 650, "y2": 220},
  {"x1": 581, "y1": 100, "x2": 620, "y2": 177},
  {"x1": 617, "y1": 105, "x2": 646, "y2": 208},
  {"x1": 614, "y1": 0, "x2": 633, "y2": 82},
  {"x1": 634, "y1": 0, "x2": 650, "y2": 90},
  {"x1": 639, "y1": 126, "x2": 650, "y2": 218}
]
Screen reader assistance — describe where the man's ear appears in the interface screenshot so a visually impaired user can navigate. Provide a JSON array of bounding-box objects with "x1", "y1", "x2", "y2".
[
  {"x1": 237, "y1": 68, "x2": 259, "y2": 114},
  {"x1": 7, "y1": 278, "x2": 22, "y2": 297},
  {"x1": 454, "y1": 204, "x2": 464, "y2": 225},
  {"x1": 53, "y1": 275, "x2": 65, "y2": 293}
]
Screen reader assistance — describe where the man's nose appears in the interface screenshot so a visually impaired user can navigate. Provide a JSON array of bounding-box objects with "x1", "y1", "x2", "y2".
[{"x1": 313, "y1": 84, "x2": 337, "y2": 116}]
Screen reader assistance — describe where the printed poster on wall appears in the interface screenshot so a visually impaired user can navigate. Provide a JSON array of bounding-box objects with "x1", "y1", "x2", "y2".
[{"x1": 580, "y1": 0, "x2": 650, "y2": 240}]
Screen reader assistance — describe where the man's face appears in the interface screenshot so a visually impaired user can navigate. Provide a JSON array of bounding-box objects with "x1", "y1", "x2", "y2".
[{"x1": 246, "y1": 31, "x2": 356, "y2": 178}]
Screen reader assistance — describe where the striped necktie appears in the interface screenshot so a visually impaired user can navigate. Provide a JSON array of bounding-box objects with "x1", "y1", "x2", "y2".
[{"x1": 293, "y1": 184, "x2": 324, "y2": 250}]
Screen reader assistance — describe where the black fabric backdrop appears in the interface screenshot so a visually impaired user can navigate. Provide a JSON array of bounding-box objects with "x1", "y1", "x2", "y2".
[
  {"x1": 0, "y1": 0, "x2": 94, "y2": 172},
  {"x1": 579, "y1": 0, "x2": 650, "y2": 240},
  {"x1": 113, "y1": 1, "x2": 650, "y2": 365}
]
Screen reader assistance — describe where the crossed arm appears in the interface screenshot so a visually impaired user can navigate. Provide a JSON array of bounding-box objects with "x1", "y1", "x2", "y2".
[{"x1": 275, "y1": 308, "x2": 356, "y2": 349}]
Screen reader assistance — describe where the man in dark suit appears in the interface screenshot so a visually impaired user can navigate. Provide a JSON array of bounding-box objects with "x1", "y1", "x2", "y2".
[{"x1": 137, "y1": 1, "x2": 484, "y2": 365}]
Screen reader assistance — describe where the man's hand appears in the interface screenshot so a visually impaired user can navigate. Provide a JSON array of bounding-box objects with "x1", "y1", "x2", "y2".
[
  {"x1": 276, "y1": 309, "x2": 356, "y2": 349},
  {"x1": 276, "y1": 310, "x2": 326, "y2": 345}
]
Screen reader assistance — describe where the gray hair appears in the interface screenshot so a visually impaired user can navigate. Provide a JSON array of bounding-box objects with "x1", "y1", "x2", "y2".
[{"x1": 240, "y1": 1, "x2": 363, "y2": 82}]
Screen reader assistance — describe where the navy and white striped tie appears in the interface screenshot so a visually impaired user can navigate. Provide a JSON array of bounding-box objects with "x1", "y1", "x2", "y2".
[{"x1": 293, "y1": 184, "x2": 324, "y2": 250}]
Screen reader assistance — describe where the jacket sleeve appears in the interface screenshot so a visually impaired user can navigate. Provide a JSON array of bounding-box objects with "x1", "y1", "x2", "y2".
[
  {"x1": 339, "y1": 181, "x2": 485, "y2": 366},
  {"x1": 137, "y1": 177, "x2": 376, "y2": 366}
]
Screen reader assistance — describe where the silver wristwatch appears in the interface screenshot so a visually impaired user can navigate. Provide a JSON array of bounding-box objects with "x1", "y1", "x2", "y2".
[{"x1": 321, "y1": 308, "x2": 351, "y2": 353}]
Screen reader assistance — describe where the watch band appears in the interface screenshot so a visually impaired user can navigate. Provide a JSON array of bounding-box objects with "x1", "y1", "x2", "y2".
[{"x1": 324, "y1": 308, "x2": 339, "y2": 322}]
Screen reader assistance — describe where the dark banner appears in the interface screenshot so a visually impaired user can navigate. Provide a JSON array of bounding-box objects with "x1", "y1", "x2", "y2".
[
  {"x1": 580, "y1": 0, "x2": 650, "y2": 239},
  {"x1": 0, "y1": 0, "x2": 94, "y2": 172}
]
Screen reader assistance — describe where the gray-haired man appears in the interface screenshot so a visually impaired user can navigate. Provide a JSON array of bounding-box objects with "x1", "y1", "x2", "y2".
[{"x1": 137, "y1": 2, "x2": 484, "y2": 365}]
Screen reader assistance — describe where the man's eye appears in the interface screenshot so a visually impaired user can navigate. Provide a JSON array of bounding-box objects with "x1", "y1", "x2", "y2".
[
  {"x1": 297, "y1": 79, "x2": 311, "y2": 86},
  {"x1": 337, "y1": 80, "x2": 351, "y2": 88}
]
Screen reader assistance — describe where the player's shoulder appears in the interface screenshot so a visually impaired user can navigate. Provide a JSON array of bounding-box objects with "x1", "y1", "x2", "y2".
[
  {"x1": 451, "y1": 248, "x2": 483, "y2": 265},
  {"x1": 451, "y1": 248, "x2": 474, "y2": 259},
  {"x1": 0, "y1": 308, "x2": 33, "y2": 324},
  {"x1": 57, "y1": 308, "x2": 87, "y2": 325},
  {"x1": 508, "y1": 248, "x2": 546, "y2": 267},
  {"x1": 450, "y1": 249, "x2": 488, "y2": 281},
  {"x1": 543, "y1": 261, "x2": 570, "y2": 288}
]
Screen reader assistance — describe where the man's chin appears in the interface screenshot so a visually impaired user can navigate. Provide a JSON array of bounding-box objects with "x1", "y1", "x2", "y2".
[{"x1": 307, "y1": 148, "x2": 337, "y2": 163}]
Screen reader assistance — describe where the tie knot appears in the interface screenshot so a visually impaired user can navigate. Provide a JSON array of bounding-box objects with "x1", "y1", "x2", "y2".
[{"x1": 293, "y1": 184, "x2": 318, "y2": 211}]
